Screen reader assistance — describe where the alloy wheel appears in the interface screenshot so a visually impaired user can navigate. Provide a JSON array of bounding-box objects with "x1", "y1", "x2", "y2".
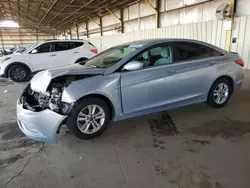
[
  {"x1": 11, "y1": 67, "x2": 26, "y2": 81},
  {"x1": 213, "y1": 83, "x2": 229, "y2": 104},
  {"x1": 77, "y1": 105, "x2": 105, "y2": 134}
]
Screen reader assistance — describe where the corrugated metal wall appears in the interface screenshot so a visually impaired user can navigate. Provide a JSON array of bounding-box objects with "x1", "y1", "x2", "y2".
[
  {"x1": 90, "y1": 19, "x2": 227, "y2": 51},
  {"x1": 89, "y1": 17, "x2": 250, "y2": 69},
  {"x1": 231, "y1": 16, "x2": 250, "y2": 69},
  {"x1": 123, "y1": 0, "x2": 230, "y2": 32},
  {"x1": 73, "y1": 0, "x2": 230, "y2": 36},
  {"x1": 59, "y1": 0, "x2": 250, "y2": 69}
]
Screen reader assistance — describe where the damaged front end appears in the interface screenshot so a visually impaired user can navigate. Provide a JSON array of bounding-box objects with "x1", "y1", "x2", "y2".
[
  {"x1": 17, "y1": 64, "x2": 105, "y2": 143},
  {"x1": 17, "y1": 75, "x2": 88, "y2": 143},
  {"x1": 21, "y1": 75, "x2": 87, "y2": 115}
]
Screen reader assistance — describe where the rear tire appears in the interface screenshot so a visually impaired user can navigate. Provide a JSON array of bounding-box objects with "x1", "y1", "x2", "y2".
[
  {"x1": 206, "y1": 78, "x2": 233, "y2": 108},
  {"x1": 8, "y1": 65, "x2": 29, "y2": 82},
  {"x1": 67, "y1": 97, "x2": 111, "y2": 140}
]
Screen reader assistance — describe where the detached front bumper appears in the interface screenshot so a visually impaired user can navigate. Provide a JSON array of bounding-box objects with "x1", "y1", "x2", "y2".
[{"x1": 17, "y1": 101, "x2": 67, "y2": 143}]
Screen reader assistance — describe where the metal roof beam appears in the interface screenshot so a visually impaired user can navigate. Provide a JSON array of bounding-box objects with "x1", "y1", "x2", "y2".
[
  {"x1": 59, "y1": 0, "x2": 133, "y2": 29},
  {"x1": 53, "y1": 0, "x2": 96, "y2": 28},
  {"x1": 55, "y1": 4, "x2": 97, "y2": 8},
  {"x1": 5, "y1": 11, "x2": 58, "y2": 34},
  {"x1": 8, "y1": 0, "x2": 14, "y2": 19},
  {"x1": 56, "y1": 0, "x2": 112, "y2": 29},
  {"x1": 26, "y1": 0, "x2": 31, "y2": 20},
  {"x1": 34, "y1": 0, "x2": 44, "y2": 19},
  {"x1": 47, "y1": 0, "x2": 76, "y2": 25},
  {"x1": 36, "y1": 0, "x2": 58, "y2": 28},
  {"x1": 0, "y1": 3, "x2": 7, "y2": 18},
  {"x1": 0, "y1": 1, "x2": 40, "y2": 4},
  {"x1": 4, "y1": 5, "x2": 40, "y2": 22},
  {"x1": 106, "y1": 8, "x2": 121, "y2": 21}
]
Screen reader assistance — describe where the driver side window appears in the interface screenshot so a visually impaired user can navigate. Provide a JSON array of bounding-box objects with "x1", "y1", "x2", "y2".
[
  {"x1": 35, "y1": 43, "x2": 54, "y2": 53},
  {"x1": 132, "y1": 44, "x2": 173, "y2": 68}
]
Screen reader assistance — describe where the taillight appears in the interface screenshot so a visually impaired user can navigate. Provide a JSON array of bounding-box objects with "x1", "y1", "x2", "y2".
[
  {"x1": 90, "y1": 49, "x2": 98, "y2": 54},
  {"x1": 235, "y1": 59, "x2": 244, "y2": 67}
]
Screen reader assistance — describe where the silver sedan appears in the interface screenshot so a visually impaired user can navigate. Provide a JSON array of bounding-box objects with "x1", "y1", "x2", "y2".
[{"x1": 17, "y1": 39, "x2": 244, "y2": 143}]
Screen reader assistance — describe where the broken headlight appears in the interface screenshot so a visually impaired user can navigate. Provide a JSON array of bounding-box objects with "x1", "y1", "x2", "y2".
[
  {"x1": 48, "y1": 87, "x2": 61, "y2": 112},
  {"x1": 21, "y1": 75, "x2": 90, "y2": 114}
]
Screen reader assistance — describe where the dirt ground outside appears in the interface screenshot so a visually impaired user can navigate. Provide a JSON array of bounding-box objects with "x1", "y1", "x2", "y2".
[{"x1": 0, "y1": 72, "x2": 250, "y2": 188}]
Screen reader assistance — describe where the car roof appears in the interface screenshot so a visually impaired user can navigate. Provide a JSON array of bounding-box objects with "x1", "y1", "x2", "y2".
[
  {"x1": 122, "y1": 38, "x2": 210, "y2": 46},
  {"x1": 44, "y1": 39, "x2": 88, "y2": 43},
  {"x1": 121, "y1": 38, "x2": 227, "y2": 54}
]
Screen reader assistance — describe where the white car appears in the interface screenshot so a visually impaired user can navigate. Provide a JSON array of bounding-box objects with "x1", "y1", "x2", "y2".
[{"x1": 0, "y1": 40, "x2": 98, "y2": 82}]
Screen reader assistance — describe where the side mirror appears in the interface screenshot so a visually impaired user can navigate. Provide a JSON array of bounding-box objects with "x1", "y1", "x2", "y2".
[
  {"x1": 31, "y1": 49, "x2": 38, "y2": 54},
  {"x1": 123, "y1": 61, "x2": 143, "y2": 71}
]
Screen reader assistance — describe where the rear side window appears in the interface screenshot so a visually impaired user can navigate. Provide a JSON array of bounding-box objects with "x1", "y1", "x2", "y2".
[
  {"x1": 173, "y1": 42, "x2": 223, "y2": 62},
  {"x1": 54, "y1": 42, "x2": 83, "y2": 51},
  {"x1": 54, "y1": 42, "x2": 69, "y2": 51},
  {"x1": 70, "y1": 42, "x2": 83, "y2": 49}
]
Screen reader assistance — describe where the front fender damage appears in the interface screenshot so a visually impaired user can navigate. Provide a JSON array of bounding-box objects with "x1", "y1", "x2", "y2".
[
  {"x1": 19, "y1": 75, "x2": 95, "y2": 143},
  {"x1": 23, "y1": 75, "x2": 96, "y2": 115}
]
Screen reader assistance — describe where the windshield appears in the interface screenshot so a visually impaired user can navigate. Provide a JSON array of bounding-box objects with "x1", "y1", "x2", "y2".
[{"x1": 83, "y1": 45, "x2": 138, "y2": 68}]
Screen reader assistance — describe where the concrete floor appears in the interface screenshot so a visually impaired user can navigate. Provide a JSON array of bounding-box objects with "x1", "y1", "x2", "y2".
[{"x1": 0, "y1": 72, "x2": 250, "y2": 188}]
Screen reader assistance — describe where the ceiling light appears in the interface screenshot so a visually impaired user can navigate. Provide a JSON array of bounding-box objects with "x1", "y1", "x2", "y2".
[{"x1": 0, "y1": 20, "x2": 19, "y2": 28}]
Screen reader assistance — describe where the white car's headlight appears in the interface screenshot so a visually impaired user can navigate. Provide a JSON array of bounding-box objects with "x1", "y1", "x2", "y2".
[{"x1": 0, "y1": 57, "x2": 10, "y2": 63}]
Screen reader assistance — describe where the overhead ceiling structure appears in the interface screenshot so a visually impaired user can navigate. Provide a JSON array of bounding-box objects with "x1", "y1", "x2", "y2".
[{"x1": 0, "y1": 0, "x2": 138, "y2": 35}]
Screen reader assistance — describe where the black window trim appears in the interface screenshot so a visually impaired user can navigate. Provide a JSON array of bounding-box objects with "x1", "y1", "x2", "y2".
[
  {"x1": 117, "y1": 41, "x2": 225, "y2": 72},
  {"x1": 171, "y1": 41, "x2": 224, "y2": 64},
  {"x1": 119, "y1": 42, "x2": 174, "y2": 71},
  {"x1": 53, "y1": 41, "x2": 70, "y2": 52},
  {"x1": 29, "y1": 41, "x2": 84, "y2": 54},
  {"x1": 29, "y1": 42, "x2": 53, "y2": 54}
]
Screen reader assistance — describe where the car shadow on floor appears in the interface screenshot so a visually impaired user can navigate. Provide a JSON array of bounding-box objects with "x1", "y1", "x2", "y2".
[{"x1": 57, "y1": 87, "x2": 250, "y2": 147}]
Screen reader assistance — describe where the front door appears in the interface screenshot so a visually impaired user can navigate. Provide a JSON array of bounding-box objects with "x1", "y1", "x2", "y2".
[
  {"x1": 29, "y1": 42, "x2": 58, "y2": 71},
  {"x1": 121, "y1": 44, "x2": 178, "y2": 114}
]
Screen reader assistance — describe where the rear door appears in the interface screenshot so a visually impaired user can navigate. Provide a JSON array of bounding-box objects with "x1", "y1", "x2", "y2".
[{"x1": 168, "y1": 42, "x2": 224, "y2": 104}]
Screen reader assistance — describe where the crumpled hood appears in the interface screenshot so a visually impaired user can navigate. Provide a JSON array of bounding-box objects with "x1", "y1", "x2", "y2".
[{"x1": 30, "y1": 64, "x2": 105, "y2": 94}]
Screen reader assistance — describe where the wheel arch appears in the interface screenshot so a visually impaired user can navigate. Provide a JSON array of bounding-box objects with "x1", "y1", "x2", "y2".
[
  {"x1": 76, "y1": 93, "x2": 116, "y2": 120},
  {"x1": 208, "y1": 75, "x2": 234, "y2": 99},
  {"x1": 212, "y1": 75, "x2": 234, "y2": 91},
  {"x1": 5, "y1": 62, "x2": 32, "y2": 77}
]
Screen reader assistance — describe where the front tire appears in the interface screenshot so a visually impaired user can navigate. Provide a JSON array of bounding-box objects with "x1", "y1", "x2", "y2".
[
  {"x1": 67, "y1": 97, "x2": 111, "y2": 140},
  {"x1": 207, "y1": 78, "x2": 232, "y2": 108},
  {"x1": 8, "y1": 65, "x2": 29, "y2": 82}
]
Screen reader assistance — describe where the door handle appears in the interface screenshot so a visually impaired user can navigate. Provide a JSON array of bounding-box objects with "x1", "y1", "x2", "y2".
[
  {"x1": 74, "y1": 51, "x2": 80, "y2": 54},
  {"x1": 167, "y1": 70, "x2": 176, "y2": 75},
  {"x1": 50, "y1": 54, "x2": 56, "y2": 57}
]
